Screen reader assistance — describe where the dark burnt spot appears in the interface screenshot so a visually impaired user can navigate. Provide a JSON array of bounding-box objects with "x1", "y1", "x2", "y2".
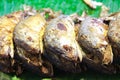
[
  {"x1": 80, "y1": 35, "x2": 87, "y2": 39},
  {"x1": 7, "y1": 29, "x2": 12, "y2": 33},
  {"x1": 14, "y1": 39, "x2": 39, "y2": 54},
  {"x1": 103, "y1": 20, "x2": 110, "y2": 25},
  {"x1": 57, "y1": 23, "x2": 67, "y2": 31},
  {"x1": 63, "y1": 45, "x2": 73, "y2": 52},
  {"x1": 27, "y1": 37, "x2": 33, "y2": 42}
]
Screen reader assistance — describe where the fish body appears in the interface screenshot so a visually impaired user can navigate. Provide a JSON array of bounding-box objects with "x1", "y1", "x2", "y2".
[
  {"x1": 108, "y1": 12, "x2": 120, "y2": 63},
  {"x1": 78, "y1": 17, "x2": 115, "y2": 74},
  {"x1": 0, "y1": 11, "x2": 24, "y2": 73},
  {"x1": 44, "y1": 15, "x2": 85, "y2": 73},
  {"x1": 14, "y1": 14, "x2": 53, "y2": 76}
]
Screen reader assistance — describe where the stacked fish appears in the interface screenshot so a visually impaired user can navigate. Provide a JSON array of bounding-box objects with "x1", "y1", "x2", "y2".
[{"x1": 0, "y1": 8, "x2": 120, "y2": 77}]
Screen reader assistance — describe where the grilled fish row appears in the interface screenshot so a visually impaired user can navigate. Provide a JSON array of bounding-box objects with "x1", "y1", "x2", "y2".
[{"x1": 0, "y1": 9, "x2": 120, "y2": 77}]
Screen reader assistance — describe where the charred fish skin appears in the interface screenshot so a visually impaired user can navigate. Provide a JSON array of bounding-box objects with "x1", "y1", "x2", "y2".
[
  {"x1": 108, "y1": 13, "x2": 120, "y2": 63},
  {"x1": 82, "y1": 57, "x2": 116, "y2": 74},
  {"x1": 14, "y1": 14, "x2": 53, "y2": 77},
  {"x1": 0, "y1": 11, "x2": 24, "y2": 73},
  {"x1": 44, "y1": 15, "x2": 85, "y2": 73},
  {"x1": 78, "y1": 17, "x2": 115, "y2": 74}
]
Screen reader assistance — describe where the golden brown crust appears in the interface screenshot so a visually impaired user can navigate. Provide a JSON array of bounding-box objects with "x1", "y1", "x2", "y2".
[
  {"x1": 14, "y1": 14, "x2": 53, "y2": 76},
  {"x1": 78, "y1": 17, "x2": 113, "y2": 64},
  {"x1": 44, "y1": 15, "x2": 85, "y2": 73},
  {"x1": 108, "y1": 13, "x2": 120, "y2": 63},
  {"x1": 0, "y1": 11, "x2": 24, "y2": 73}
]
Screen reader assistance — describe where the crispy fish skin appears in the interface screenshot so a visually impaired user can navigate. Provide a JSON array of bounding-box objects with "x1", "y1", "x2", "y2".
[
  {"x1": 14, "y1": 14, "x2": 53, "y2": 77},
  {"x1": 108, "y1": 13, "x2": 120, "y2": 63},
  {"x1": 78, "y1": 17, "x2": 115, "y2": 74},
  {"x1": 78, "y1": 17, "x2": 113, "y2": 64},
  {"x1": 0, "y1": 11, "x2": 24, "y2": 73},
  {"x1": 44, "y1": 15, "x2": 85, "y2": 73}
]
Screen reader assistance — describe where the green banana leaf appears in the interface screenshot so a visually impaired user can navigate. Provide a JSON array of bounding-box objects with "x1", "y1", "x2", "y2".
[
  {"x1": 1, "y1": 0, "x2": 120, "y2": 17},
  {"x1": 0, "y1": 0, "x2": 120, "y2": 80}
]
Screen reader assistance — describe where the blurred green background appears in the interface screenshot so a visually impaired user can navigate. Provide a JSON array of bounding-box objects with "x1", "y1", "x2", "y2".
[
  {"x1": 1, "y1": 0, "x2": 120, "y2": 17},
  {"x1": 0, "y1": 0, "x2": 120, "y2": 80}
]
